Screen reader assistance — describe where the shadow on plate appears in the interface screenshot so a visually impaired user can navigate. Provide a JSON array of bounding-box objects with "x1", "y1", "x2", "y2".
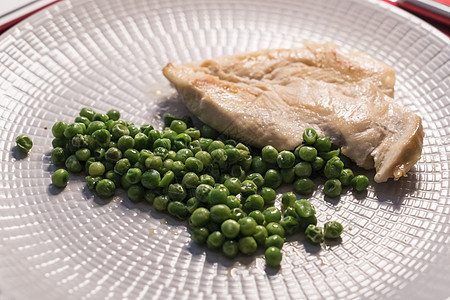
[{"x1": 11, "y1": 146, "x2": 28, "y2": 160}]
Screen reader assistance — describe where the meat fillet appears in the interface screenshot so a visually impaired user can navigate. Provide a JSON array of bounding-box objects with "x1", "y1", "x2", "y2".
[{"x1": 162, "y1": 42, "x2": 424, "y2": 183}]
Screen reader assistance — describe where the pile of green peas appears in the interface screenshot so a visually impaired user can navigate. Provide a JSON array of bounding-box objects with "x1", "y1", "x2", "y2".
[{"x1": 49, "y1": 108, "x2": 366, "y2": 268}]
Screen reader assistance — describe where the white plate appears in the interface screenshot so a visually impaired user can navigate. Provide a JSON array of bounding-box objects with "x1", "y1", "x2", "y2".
[{"x1": 0, "y1": 0, "x2": 449, "y2": 299}]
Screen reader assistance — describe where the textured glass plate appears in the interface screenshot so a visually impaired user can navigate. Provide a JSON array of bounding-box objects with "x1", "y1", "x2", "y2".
[{"x1": 0, "y1": 0, "x2": 449, "y2": 299}]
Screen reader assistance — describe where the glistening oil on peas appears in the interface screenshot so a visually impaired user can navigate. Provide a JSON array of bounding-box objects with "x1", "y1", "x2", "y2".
[{"x1": 47, "y1": 108, "x2": 368, "y2": 269}]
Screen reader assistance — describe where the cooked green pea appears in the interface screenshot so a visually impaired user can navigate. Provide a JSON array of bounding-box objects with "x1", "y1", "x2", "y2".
[
  {"x1": 124, "y1": 167, "x2": 142, "y2": 184},
  {"x1": 198, "y1": 174, "x2": 214, "y2": 186},
  {"x1": 85, "y1": 175, "x2": 101, "y2": 190},
  {"x1": 153, "y1": 195, "x2": 169, "y2": 211},
  {"x1": 190, "y1": 207, "x2": 211, "y2": 227},
  {"x1": 134, "y1": 161, "x2": 146, "y2": 172},
  {"x1": 123, "y1": 149, "x2": 139, "y2": 164},
  {"x1": 185, "y1": 157, "x2": 204, "y2": 173},
  {"x1": 239, "y1": 236, "x2": 257, "y2": 255},
  {"x1": 93, "y1": 148, "x2": 105, "y2": 160},
  {"x1": 238, "y1": 217, "x2": 257, "y2": 236},
  {"x1": 302, "y1": 128, "x2": 318, "y2": 145},
  {"x1": 265, "y1": 234, "x2": 284, "y2": 249},
  {"x1": 174, "y1": 148, "x2": 193, "y2": 163},
  {"x1": 239, "y1": 155, "x2": 253, "y2": 172},
  {"x1": 184, "y1": 197, "x2": 199, "y2": 214},
  {"x1": 266, "y1": 222, "x2": 285, "y2": 237},
  {"x1": 280, "y1": 216, "x2": 299, "y2": 235},
  {"x1": 263, "y1": 207, "x2": 281, "y2": 223},
  {"x1": 265, "y1": 247, "x2": 282, "y2": 268},
  {"x1": 280, "y1": 168, "x2": 295, "y2": 184},
  {"x1": 111, "y1": 124, "x2": 129, "y2": 141},
  {"x1": 314, "y1": 136, "x2": 332, "y2": 152},
  {"x1": 88, "y1": 162, "x2": 105, "y2": 177},
  {"x1": 209, "y1": 185, "x2": 229, "y2": 206},
  {"x1": 105, "y1": 147, "x2": 122, "y2": 163},
  {"x1": 253, "y1": 225, "x2": 268, "y2": 246},
  {"x1": 191, "y1": 227, "x2": 209, "y2": 244},
  {"x1": 194, "y1": 151, "x2": 211, "y2": 168},
  {"x1": 170, "y1": 120, "x2": 187, "y2": 134},
  {"x1": 91, "y1": 129, "x2": 110, "y2": 148},
  {"x1": 277, "y1": 150, "x2": 295, "y2": 168},
  {"x1": 106, "y1": 109, "x2": 120, "y2": 121},
  {"x1": 222, "y1": 177, "x2": 241, "y2": 195},
  {"x1": 198, "y1": 138, "x2": 213, "y2": 151},
  {"x1": 251, "y1": 155, "x2": 267, "y2": 174},
  {"x1": 222, "y1": 240, "x2": 239, "y2": 258},
  {"x1": 86, "y1": 121, "x2": 105, "y2": 135},
  {"x1": 103, "y1": 160, "x2": 114, "y2": 172},
  {"x1": 324, "y1": 221, "x2": 344, "y2": 239},
  {"x1": 294, "y1": 199, "x2": 316, "y2": 218},
  {"x1": 260, "y1": 187, "x2": 276, "y2": 206},
  {"x1": 319, "y1": 149, "x2": 340, "y2": 161},
  {"x1": 294, "y1": 162, "x2": 312, "y2": 178},
  {"x1": 51, "y1": 169, "x2": 69, "y2": 188},
  {"x1": 137, "y1": 149, "x2": 152, "y2": 164},
  {"x1": 162, "y1": 128, "x2": 177, "y2": 142},
  {"x1": 144, "y1": 129, "x2": 160, "y2": 146},
  {"x1": 201, "y1": 124, "x2": 219, "y2": 139},
  {"x1": 64, "y1": 123, "x2": 84, "y2": 139},
  {"x1": 230, "y1": 208, "x2": 247, "y2": 221},
  {"x1": 181, "y1": 172, "x2": 199, "y2": 189},
  {"x1": 65, "y1": 139, "x2": 78, "y2": 154},
  {"x1": 51, "y1": 147, "x2": 67, "y2": 166},
  {"x1": 71, "y1": 134, "x2": 89, "y2": 149},
  {"x1": 168, "y1": 201, "x2": 189, "y2": 220},
  {"x1": 95, "y1": 179, "x2": 115, "y2": 198},
  {"x1": 305, "y1": 224, "x2": 324, "y2": 244},
  {"x1": 189, "y1": 140, "x2": 202, "y2": 155},
  {"x1": 311, "y1": 156, "x2": 325, "y2": 171},
  {"x1": 246, "y1": 173, "x2": 264, "y2": 188},
  {"x1": 226, "y1": 195, "x2": 241, "y2": 209},
  {"x1": 324, "y1": 156, "x2": 344, "y2": 179},
  {"x1": 153, "y1": 138, "x2": 171, "y2": 150},
  {"x1": 185, "y1": 128, "x2": 201, "y2": 140},
  {"x1": 207, "y1": 231, "x2": 225, "y2": 249},
  {"x1": 281, "y1": 192, "x2": 296, "y2": 208},
  {"x1": 92, "y1": 113, "x2": 109, "y2": 122},
  {"x1": 52, "y1": 138, "x2": 66, "y2": 148},
  {"x1": 324, "y1": 179, "x2": 342, "y2": 197},
  {"x1": 79, "y1": 107, "x2": 95, "y2": 121},
  {"x1": 298, "y1": 215, "x2": 318, "y2": 232},
  {"x1": 284, "y1": 206, "x2": 299, "y2": 219},
  {"x1": 140, "y1": 169, "x2": 160, "y2": 189},
  {"x1": 174, "y1": 133, "x2": 191, "y2": 150},
  {"x1": 241, "y1": 180, "x2": 258, "y2": 198},
  {"x1": 74, "y1": 148, "x2": 90, "y2": 162},
  {"x1": 127, "y1": 184, "x2": 145, "y2": 202},
  {"x1": 144, "y1": 190, "x2": 158, "y2": 205},
  {"x1": 65, "y1": 155, "x2": 82, "y2": 173},
  {"x1": 248, "y1": 210, "x2": 265, "y2": 225},
  {"x1": 195, "y1": 184, "x2": 213, "y2": 203},
  {"x1": 105, "y1": 170, "x2": 121, "y2": 187},
  {"x1": 52, "y1": 122, "x2": 68, "y2": 138},
  {"x1": 223, "y1": 147, "x2": 239, "y2": 164},
  {"x1": 133, "y1": 132, "x2": 148, "y2": 150},
  {"x1": 298, "y1": 146, "x2": 317, "y2": 162},
  {"x1": 220, "y1": 219, "x2": 240, "y2": 239},
  {"x1": 168, "y1": 183, "x2": 186, "y2": 201},
  {"x1": 264, "y1": 169, "x2": 282, "y2": 189},
  {"x1": 207, "y1": 140, "x2": 225, "y2": 153},
  {"x1": 210, "y1": 148, "x2": 227, "y2": 166},
  {"x1": 113, "y1": 158, "x2": 130, "y2": 175},
  {"x1": 293, "y1": 178, "x2": 315, "y2": 195},
  {"x1": 244, "y1": 193, "x2": 264, "y2": 211},
  {"x1": 339, "y1": 168, "x2": 354, "y2": 186},
  {"x1": 117, "y1": 135, "x2": 134, "y2": 151},
  {"x1": 210, "y1": 204, "x2": 231, "y2": 224},
  {"x1": 262, "y1": 145, "x2": 278, "y2": 163},
  {"x1": 230, "y1": 165, "x2": 245, "y2": 181},
  {"x1": 351, "y1": 175, "x2": 369, "y2": 192},
  {"x1": 121, "y1": 174, "x2": 132, "y2": 190},
  {"x1": 145, "y1": 155, "x2": 163, "y2": 171}
]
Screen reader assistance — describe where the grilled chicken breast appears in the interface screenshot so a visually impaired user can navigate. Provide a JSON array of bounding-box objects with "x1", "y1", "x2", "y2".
[{"x1": 162, "y1": 42, "x2": 424, "y2": 183}]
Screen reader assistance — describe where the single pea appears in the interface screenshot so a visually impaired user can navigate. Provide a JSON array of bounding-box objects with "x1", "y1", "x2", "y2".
[
  {"x1": 352, "y1": 175, "x2": 369, "y2": 192},
  {"x1": 221, "y1": 219, "x2": 240, "y2": 239},
  {"x1": 209, "y1": 185, "x2": 230, "y2": 206},
  {"x1": 226, "y1": 195, "x2": 241, "y2": 209},
  {"x1": 222, "y1": 240, "x2": 239, "y2": 258},
  {"x1": 339, "y1": 168, "x2": 354, "y2": 186},
  {"x1": 251, "y1": 155, "x2": 267, "y2": 174},
  {"x1": 293, "y1": 178, "x2": 315, "y2": 195},
  {"x1": 239, "y1": 236, "x2": 257, "y2": 255},
  {"x1": 144, "y1": 190, "x2": 158, "y2": 205},
  {"x1": 65, "y1": 139, "x2": 78, "y2": 154},
  {"x1": 280, "y1": 168, "x2": 295, "y2": 184},
  {"x1": 198, "y1": 174, "x2": 215, "y2": 186},
  {"x1": 124, "y1": 167, "x2": 142, "y2": 184},
  {"x1": 95, "y1": 179, "x2": 115, "y2": 198},
  {"x1": 80, "y1": 107, "x2": 96, "y2": 120},
  {"x1": 134, "y1": 132, "x2": 149, "y2": 150},
  {"x1": 191, "y1": 227, "x2": 209, "y2": 244},
  {"x1": 185, "y1": 197, "x2": 199, "y2": 214},
  {"x1": 281, "y1": 192, "x2": 296, "y2": 208},
  {"x1": 239, "y1": 155, "x2": 253, "y2": 172},
  {"x1": 294, "y1": 162, "x2": 312, "y2": 178},
  {"x1": 314, "y1": 136, "x2": 332, "y2": 152},
  {"x1": 123, "y1": 149, "x2": 140, "y2": 164},
  {"x1": 210, "y1": 149, "x2": 227, "y2": 166},
  {"x1": 127, "y1": 184, "x2": 145, "y2": 202},
  {"x1": 223, "y1": 177, "x2": 241, "y2": 195},
  {"x1": 51, "y1": 169, "x2": 69, "y2": 188},
  {"x1": 195, "y1": 184, "x2": 213, "y2": 203},
  {"x1": 262, "y1": 145, "x2": 278, "y2": 163},
  {"x1": 105, "y1": 170, "x2": 121, "y2": 187},
  {"x1": 106, "y1": 109, "x2": 120, "y2": 121},
  {"x1": 246, "y1": 173, "x2": 264, "y2": 188},
  {"x1": 52, "y1": 122, "x2": 68, "y2": 138},
  {"x1": 240, "y1": 180, "x2": 258, "y2": 198},
  {"x1": 230, "y1": 165, "x2": 245, "y2": 181},
  {"x1": 153, "y1": 195, "x2": 170, "y2": 211},
  {"x1": 147, "y1": 129, "x2": 161, "y2": 146},
  {"x1": 207, "y1": 140, "x2": 225, "y2": 153},
  {"x1": 265, "y1": 234, "x2": 284, "y2": 249},
  {"x1": 230, "y1": 208, "x2": 247, "y2": 221},
  {"x1": 111, "y1": 124, "x2": 130, "y2": 141},
  {"x1": 74, "y1": 148, "x2": 90, "y2": 162},
  {"x1": 51, "y1": 147, "x2": 67, "y2": 166},
  {"x1": 91, "y1": 129, "x2": 111, "y2": 148},
  {"x1": 171, "y1": 160, "x2": 185, "y2": 178},
  {"x1": 117, "y1": 135, "x2": 134, "y2": 151},
  {"x1": 266, "y1": 222, "x2": 285, "y2": 237},
  {"x1": 236, "y1": 143, "x2": 250, "y2": 159},
  {"x1": 238, "y1": 217, "x2": 258, "y2": 236},
  {"x1": 263, "y1": 207, "x2": 281, "y2": 223},
  {"x1": 181, "y1": 172, "x2": 199, "y2": 189},
  {"x1": 303, "y1": 128, "x2": 318, "y2": 145},
  {"x1": 265, "y1": 247, "x2": 282, "y2": 268},
  {"x1": 319, "y1": 149, "x2": 340, "y2": 161},
  {"x1": 86, "y1": 121, "x2": 105, "y2": 135},
  {"x1": 311, "y1": 156, "x2": 325, "y2": 171},
  {"x1": 113, "y1": 158, "x2": 130, "y2": 175},
  {"x1": 15, "y1": 134, "x2": 33, "y2": 153},
  {"x1": 244, "y1": 194, "x2": 264, "y2": 212},
  {"x1": 168, "y1": 183, "x2": 187, "y2": 202},
  {"x1": 185, "y1": 157, "x2": 204, "y2": 173},
  {"x1": 170, "y1": 120, "x2": 187, "y2": 134},
  {"x1": 92, "y1": 113, "x2": 109, "y2": 122},
  {"x1": 64, "y1": 123, "x2": 84, "y2": 139},
  {"x1": 264, "y1": 169, "x2": 282, "y2": 189},
  {"x1": 168, "y1": 201, "x2": 189, "y2": 220},
  {"x1": 298, "y1": 146, "x2": 317, "y2": 162},
  {"x1": 280, "y1": 216, "x2": 300, "y2": 236},
  {"x1": 138, "y1": 149, "x2": 153, "y2": 164},
  {"x1": 163, "y1": 114, "x2": 181, "y2": 127},
  {"x1": 145, "y1": 155, "x2": 163, "y2": 171},
  {"x1": 259, "y1": 187, "x2": 276, "y2": 206},
  {"x1": 294, "y1": 199, "x2": 316, "y2": 218},
  {"x1": 174, "y1": 148, "x2": 193, "y2": 163},
  {"x1": 210, "y1": 204, "x2": 231, "y2": 224},
  {"x1": 284, "y1": 206, "x2": 299, "y2": 219},
  {"x1": 71, "y1": 134, "x2": 89, "y2": 149},
  {"x1": 207, "y1": 231, "x2": 225, "y2": 250},
  {"x1": 88, "y1": 162, "x2": 105, "y2": 177},
  {"x1": 128, "y1": 124, "x2": 140, "y2": 138},
  {"x1": 161, "y1": 158, "x2": 174, "y2": 174},
  {"x1": 174, "y1": 133, "x2": 191, "y2": 150},
  {"x1": 198, "y1": 138, "x2": 213, "y2": 151},
  {"x1": 85, "y1": 176, "x2": 102, "y2": 190},
  {"x1": 253, "y1": 225, "x2": 268, "y2": 246},
  {"x1": 52, "y1": 138, "x2": 66, "y2": 148},
  {"x1": 105, "y1": 147, "x2": 122, "y2": 163},
  {"x1": 248, "y1": 210, "x2": 265, "y2": 225},
  {"x1": 277, "y1": 150, "x2": 296, "y2": 169},
  {"x1": 121, "y1": 174, "x2": 132, "y2": 190},
  {"x1": 65, "y1": 155, "x2": 83, "y2": 173},
  {"x1": 189, "y1": 207, "x2": 210, "y2": 227},
  {"x1": 194, "y1": 150, "x2": 212, "y2": 167},
  {"x1": 185, "y1": 128, "x2": 201, "y2": 140},
  {"x1": 324, "y1": 156, "x2": 344, "y2": 179},
  {"x1": 162, "y1": 128, "x2": 177, "y2": 142},
  {"x1": 324, "y1": 221, "x2": 344, "y2": 239},
  {"x1": 201, "y1": 124, "x2": 219, "y2": 139},
  {"x1": 140, "y1": 169, "x2": 161, "y2": 189},
  {"x1": 153, "y1": 138, "x2": 171, "y2": 150},
  {"x1": 305, "y1": 224, "x2": 324, "y2": 244},
  {"x1": 324, "y1": 179, "x2": 342, "y2": 198},
  {"x1": 225, "y1": 147, "x2": 240, "y2": 164}
]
